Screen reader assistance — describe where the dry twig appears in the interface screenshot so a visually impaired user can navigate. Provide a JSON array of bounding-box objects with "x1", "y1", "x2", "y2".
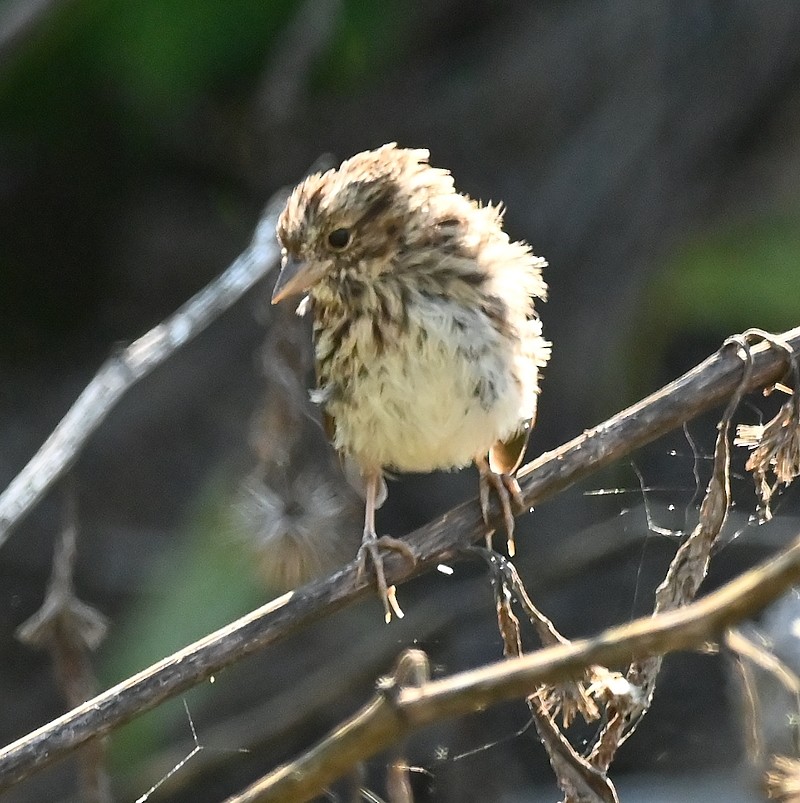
[
  {"x1": 473, "y1": 548, "x2": 600, "y2": 726},
  {"x1": 16, "y1": 491, "x2": 111, "y2": 802},
  {"x1": 226, "y1": 528, "x2": 800, "y2": 802},
  {"x1": 0, "y1": 190, "x2": 287, "y2": 549},
  {"x1": 727, "y1": 626, "x2": 800, "y2": 797},
  {"x1": 0, "y1": 326, "x2": 799, "y2": 792}
]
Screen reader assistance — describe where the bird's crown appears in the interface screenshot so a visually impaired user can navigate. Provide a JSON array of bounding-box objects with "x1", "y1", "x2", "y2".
[{"x1": 276, "y1": 143, "x2": 455, "y2": 260}]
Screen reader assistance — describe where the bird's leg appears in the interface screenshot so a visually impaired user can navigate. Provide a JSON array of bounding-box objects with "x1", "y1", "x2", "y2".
[
  {"x1": 356, "y1": 470, "x2": 416, "y2": 623},
  {"x1": 477, "y1": 455, "x2": 527, "y2": 557}
]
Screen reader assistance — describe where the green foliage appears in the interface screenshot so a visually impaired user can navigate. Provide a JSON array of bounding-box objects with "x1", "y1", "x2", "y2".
[
  {"x1": 0, "y1": 0, "x2": 297, "y2": 140},
  {"x1": 98, "y1": 476, "x2": 266, "y2": 773},
  {"x1": 0, "y1": 1, "x2": 99, "y2": 142},
  {"x1": 312, "y1": 0, "x2": 407, "y2": 91},
  {"x1": 654, "y1": 216, "x2": 800, "y2": 331},
  {"x1": 629, "y1": 214, "x2": 800, "y2": 394},
  {"x1": 0, "y1": 0, "x2": 411, "y2": 139},
  {"x1": 87, "y1": 0, "x2": 296, "y2": 112}
]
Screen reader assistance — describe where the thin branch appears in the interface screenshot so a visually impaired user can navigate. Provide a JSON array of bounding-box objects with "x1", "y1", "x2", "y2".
[
  {"x1": 0, "y1": 326, "x2": 798, "y2": 791},
  {"x1": 0, "y1": 191, "x2": 287, "y2": 548},
  {"x1": 477, "y1": 548, "x2": 601, "y2": 727},
  {"x1": 726, "y1": 624, "x2": 800, "y2": 773},
  {"x1": 512, "y1": 328, "x2": 798, "y2": 510},
  {"x1": 16, "y1": 487, "x2": 111, "y2": 802},
  {"x1": 226, "y1": 527, "x2": 800, "y2": 803}
]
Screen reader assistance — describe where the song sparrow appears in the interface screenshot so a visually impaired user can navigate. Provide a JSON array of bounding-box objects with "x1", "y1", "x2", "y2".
[{"x1": 272, "y1": 144, "x2": 550, "y2": 621}]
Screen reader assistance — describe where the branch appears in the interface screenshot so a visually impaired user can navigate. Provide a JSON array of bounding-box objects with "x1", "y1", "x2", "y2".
[
  {"x1": 513, "y1": 327, "x2": 798, "y2": 504},
  {"x1": 0, "y1": 326, "x2": 798, "y2": 791},
  {"x1": 0, "y1": 192, "x2": 287, "y2": 548},
  {"x1": 16, "y1": 489, "x2": 111, "y2": 802},
  {"x1": 227, "y1": 527, "x2": 800, "y2": 802}
]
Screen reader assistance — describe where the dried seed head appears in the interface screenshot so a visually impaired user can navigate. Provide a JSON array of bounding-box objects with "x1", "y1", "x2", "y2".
[
  {"x1": 233, "y1": 469, "x2": 359, "y2": 589},
  {"x1": 765, "y1": 754, "x2": 800, "y2": 801},
  {"x1": 736, "y1": 391, "x2": 800, "y2": 521}
]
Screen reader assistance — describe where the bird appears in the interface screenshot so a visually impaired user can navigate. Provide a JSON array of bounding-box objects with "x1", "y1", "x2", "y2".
[{"x1": 271, "y1": 143, "x2": 550, "y2": 621}]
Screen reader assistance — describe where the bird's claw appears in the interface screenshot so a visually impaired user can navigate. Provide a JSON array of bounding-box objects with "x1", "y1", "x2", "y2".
[
  {"x1": 479, "y1": 471, "x2": 526, "y2": 557},
  {"x1": 357, "y1": 534, "x2": 416, "y2": 623}
]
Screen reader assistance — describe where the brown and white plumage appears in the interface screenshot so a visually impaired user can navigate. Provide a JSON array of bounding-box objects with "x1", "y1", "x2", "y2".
[{"x1": 272, "y1": 143, "x2": 550, "y2": 620}]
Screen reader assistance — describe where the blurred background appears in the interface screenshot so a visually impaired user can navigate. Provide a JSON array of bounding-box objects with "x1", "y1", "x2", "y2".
[{"x1": 1, "y1": 1, "x2": 800, "y2": 801}]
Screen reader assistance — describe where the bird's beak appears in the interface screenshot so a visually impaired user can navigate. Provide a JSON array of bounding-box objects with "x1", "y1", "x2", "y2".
[{"x1": 271, "y1": 255, "x2": 313, "y2": 304}]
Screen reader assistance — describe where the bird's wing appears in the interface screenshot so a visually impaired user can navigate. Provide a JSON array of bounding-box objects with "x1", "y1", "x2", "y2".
[
  {"x1": 322, "y1": 409, "x2": 336, "y2": 442},
  {"x1": 488, "y1": 421, "x2": 531, "y2": 476}
]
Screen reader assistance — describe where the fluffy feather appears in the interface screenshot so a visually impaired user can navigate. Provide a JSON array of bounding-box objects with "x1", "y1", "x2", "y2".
[{"x1": 273, "y1": 143, "x2": 550, "y2": 618}]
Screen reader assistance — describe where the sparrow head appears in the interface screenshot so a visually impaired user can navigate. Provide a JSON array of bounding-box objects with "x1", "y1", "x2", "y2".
[{"x1": 272, "y1": 143, "x2": 455, "y2": 303}]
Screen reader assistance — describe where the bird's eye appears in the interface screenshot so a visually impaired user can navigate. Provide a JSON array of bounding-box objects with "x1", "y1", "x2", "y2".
[{"x1": 327, "y1": 228, "x2": 351, "y2": 249}]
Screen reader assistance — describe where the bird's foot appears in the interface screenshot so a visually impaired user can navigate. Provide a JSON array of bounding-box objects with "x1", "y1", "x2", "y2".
[
  {"x1": 479, "y1": 469, "x2": 526, "y2": 557},
  {"x1": 357, "y1": 533, "x2": 416, "y2": 623}
]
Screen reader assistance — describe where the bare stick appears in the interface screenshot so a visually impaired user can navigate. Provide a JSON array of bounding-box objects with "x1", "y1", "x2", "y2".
[
  {"x1": 0, "y1": 325, "x2": 798, "y2": 791},
  {"x1": 0, "y1": 192, "x2": 286, "y2": 547},
  {"x1": 226, "y1": 528, "x2": 800, "y2": 803},
  {"x1": 16, "y1": 489, "x2": 111, "y2": 802}
]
